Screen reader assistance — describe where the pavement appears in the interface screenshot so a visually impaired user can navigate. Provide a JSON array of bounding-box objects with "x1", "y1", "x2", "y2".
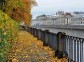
[{"x1": 7, "y1": 30, "x2": 67, "y2": 62}]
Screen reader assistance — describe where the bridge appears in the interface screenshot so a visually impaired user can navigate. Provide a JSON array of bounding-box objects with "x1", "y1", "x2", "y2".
[{"x1": 33, "y1": 25, "x2": 84, "y2": 30}]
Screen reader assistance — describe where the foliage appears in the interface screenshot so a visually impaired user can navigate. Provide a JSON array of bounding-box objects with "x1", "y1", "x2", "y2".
[
  {"x1": 0, "y1": 0, "x2": 37, "y2": 61},
  {"x1": 0, "y1": 10, "x2": 19, "y2": 62},
  {"x1": 7, "y1": 31, "x2": 67, "y2": 62},
  {"x1": 0, "y1": 0, "x2": 37, "y2": 26}
]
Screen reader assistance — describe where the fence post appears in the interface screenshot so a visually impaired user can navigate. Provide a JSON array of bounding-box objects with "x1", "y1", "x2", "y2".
[
  {"x1": 35, "y1": 28, "x2": 38, "y2": 37},
  {"x1": 43, "y1": 30, "x2": 49, "y2": 46},
  {"x1": 55, "y1": 32, "x2": 68, "y2": 59},
  {"x1": 33, "y1": 28, "x2": 36, "y2": 37}
]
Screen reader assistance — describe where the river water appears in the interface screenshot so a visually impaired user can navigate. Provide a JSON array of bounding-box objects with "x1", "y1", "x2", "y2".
[{"x1": 38, "y1": 27, "x2": 84, "y2": 38}]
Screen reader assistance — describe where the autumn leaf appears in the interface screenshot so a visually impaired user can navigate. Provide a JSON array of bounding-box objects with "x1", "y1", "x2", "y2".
[
  {"x1": 0, "y1": 0, "x2": 37, "y2": 26},
  {"x1": 7, "y1": 30, "x2": 67, "y2": 62}
]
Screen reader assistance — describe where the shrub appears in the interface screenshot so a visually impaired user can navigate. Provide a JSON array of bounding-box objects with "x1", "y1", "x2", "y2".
[{"x1": 0, "y1": 10, "x2": 19, "y2": 62}]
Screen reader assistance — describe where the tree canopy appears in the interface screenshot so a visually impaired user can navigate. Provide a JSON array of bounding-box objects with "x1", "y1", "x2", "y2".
[{"x1": 0, "y1": 0, "x2": 37, "y2": 26}]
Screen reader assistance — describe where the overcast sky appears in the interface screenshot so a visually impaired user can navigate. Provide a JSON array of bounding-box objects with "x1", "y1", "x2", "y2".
[{"x1": 31, "y1": 0, "x2": 84, "y2": 18}]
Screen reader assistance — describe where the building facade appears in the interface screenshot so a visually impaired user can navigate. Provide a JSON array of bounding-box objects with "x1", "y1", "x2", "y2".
[{"x1": 31, "y1": 11, "x2": 84, "y2": 26}]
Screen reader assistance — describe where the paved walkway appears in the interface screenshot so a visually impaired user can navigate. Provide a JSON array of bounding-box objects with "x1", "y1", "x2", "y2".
[{"x1": 7, "y1": 30, "x2": 67, "y2": 62}]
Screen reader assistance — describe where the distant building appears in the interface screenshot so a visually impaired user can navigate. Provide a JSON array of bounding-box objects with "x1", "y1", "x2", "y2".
[
  {"x1": 73, "y1": 11, "x2": 84, "y2": 14},
  {"x1": 69, "y1": 16, "x2": 84, "y2": 25},
  {"x1": 56, "y1": 11, "x2": 64, "y2": 15},
  {"x1": 31, "y1": 11, "x2": 84, "y2": 26}
]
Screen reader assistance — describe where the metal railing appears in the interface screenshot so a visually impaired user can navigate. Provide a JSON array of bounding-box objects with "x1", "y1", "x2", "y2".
[
  {"x1": 66, "y1": 36, "x2": 84, "y2": 62},
  {"x1": 22, "y1": 26, "x2": 84, "y2": 62}
]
